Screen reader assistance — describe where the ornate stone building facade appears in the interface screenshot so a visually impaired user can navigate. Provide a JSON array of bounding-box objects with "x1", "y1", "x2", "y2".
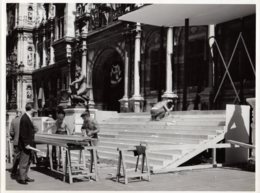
[{"x1": 6, "y1": 3, "x2": 255, "y2": 115}]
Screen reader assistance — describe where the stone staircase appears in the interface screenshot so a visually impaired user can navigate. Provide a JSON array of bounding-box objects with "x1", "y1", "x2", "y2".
[{"x1": 95, "y1": 110, "x2": 226, "y2": 173}]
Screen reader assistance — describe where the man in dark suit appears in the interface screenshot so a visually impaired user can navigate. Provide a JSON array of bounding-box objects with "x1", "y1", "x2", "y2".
[
  {"x1": 17, "y1": 103, "x2": 36, "y2": 185},
  {"x1": 9, "y1": 109, "x2": 22, "y2": 179}
]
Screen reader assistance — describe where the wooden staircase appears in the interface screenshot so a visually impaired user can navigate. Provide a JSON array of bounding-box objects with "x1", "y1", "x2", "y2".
[{"x1": 94, "y1": 110, "x2": 226, "y2": 173}]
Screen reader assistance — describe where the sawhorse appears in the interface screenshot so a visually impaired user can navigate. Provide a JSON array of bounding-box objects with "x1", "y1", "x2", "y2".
[
  {"x1": 46, "y1": 143, "x2": 98, "y2": 184},
  {"x1": 116, "y1": 144, "x2": 151, "y2": 184}
]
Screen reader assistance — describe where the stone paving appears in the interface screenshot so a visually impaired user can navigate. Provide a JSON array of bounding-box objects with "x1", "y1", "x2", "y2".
[{"x1": 5, "y1": 162, "x2": 255, "y2": 191}]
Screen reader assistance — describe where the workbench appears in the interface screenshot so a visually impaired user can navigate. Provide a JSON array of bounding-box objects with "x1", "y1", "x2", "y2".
[{"x1": 35, "y1": 133, "x2": 98, "y2": 184}]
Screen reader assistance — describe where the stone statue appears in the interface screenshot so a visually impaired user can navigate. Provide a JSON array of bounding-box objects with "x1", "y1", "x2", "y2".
[
  {"x1": 49, "y1": 4, "x2": 56, "y2": 19},
  {"x1": 69, "y1": 65, "x2": 89, "y2": 106}
]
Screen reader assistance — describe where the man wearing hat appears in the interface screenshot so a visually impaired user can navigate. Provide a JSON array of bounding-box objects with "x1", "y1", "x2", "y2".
[
  {"x1": 17, "y1": 103, "x2": 37, "y2": 185},
  {"x1": 80, "y1": 111, "x2": 100, "y2": 162}
]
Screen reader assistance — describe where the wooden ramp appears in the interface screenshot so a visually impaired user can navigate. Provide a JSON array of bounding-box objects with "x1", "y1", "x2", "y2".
[{"x1": 94, "y1": 110, "x2": 226, "y2": 173}]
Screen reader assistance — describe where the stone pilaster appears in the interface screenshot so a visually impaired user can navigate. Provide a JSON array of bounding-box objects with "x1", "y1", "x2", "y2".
[
  {"x1": 162, "y1": 27, "x2": 178, "y2": 101},
  {"x1": 199, "y1": 25, "x2": 215, "y2": 110},
  {"x1": 130, "y1": 23, "x2": 144, "y2": 112},
  {"x1": 49, "y1": 20, "x2": 55, "y2": 65},
  {"x1": 34, "y1": 31, "x2": 40, "y2": 69},
  {"x1": 42, "y1": 27, "x2": 46, "y2": 67},
  {"x1": 119, "y1": 41, "x2": 130, "y2": 112}
]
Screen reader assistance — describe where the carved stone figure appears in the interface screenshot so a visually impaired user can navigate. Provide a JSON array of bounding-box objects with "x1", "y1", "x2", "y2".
[
  {"x1": 69, "y1": 65, "x2": 89, "y2": 106},
  {"x1": 49, "y1": 4, "x2": 56, "y2": 19},
  {"x1": 110, "y1": 63, "x2": 122, "y2": 86}
]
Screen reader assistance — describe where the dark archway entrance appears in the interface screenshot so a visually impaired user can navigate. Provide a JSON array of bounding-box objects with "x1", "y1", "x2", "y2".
[{"x1": 93, "y1": 49, "x2": 124, "y2": 112}]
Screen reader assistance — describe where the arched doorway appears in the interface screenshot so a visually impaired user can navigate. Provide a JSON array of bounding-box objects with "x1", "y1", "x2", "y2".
[{"x1": 93, "y1": 49, "x2": 124, "y2": 112}]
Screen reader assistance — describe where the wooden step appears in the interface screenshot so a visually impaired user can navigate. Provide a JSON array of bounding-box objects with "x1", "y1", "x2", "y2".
[
  {"x1": 100, "y1": 120, "x2": 225, "y2": 126},
  {"x1": 99, "y1": 136, "x2": 203, "y2": 145},
  {"x1": 99, "y1": 127, "x2": 221, "y2": 135},
  {"x1": 98, "y1": 123, "x2": 225, "y2": 131},
  {"x1": 117, "y1": 110, "x2": 225, "y2": 116},
  {"x1": 105, "y1": 117, "x2": 225, "y2": 123},
  {"x1": 109, "y1": 131, "x2": 210, "y2": 139}
]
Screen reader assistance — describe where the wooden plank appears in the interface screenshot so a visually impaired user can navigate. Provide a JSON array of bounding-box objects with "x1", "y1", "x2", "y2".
[
  {"x1": 154, "y1": 164, "x2": 223, "y2": 174},
  {"x1": 227, "y1": 140, "x2": 255, "y2": 149}
]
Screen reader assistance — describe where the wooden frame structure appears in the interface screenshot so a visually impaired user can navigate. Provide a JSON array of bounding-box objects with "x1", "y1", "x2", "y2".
[
  {"x1": 154, "y1": 139, "x2": 255, "y2": 174},
  {"x1": 35, "y1": 134, "x2": 99, "y2": 184},
  {"x1": 116, "y1": 143, "x2": 151, "y2": 184}
]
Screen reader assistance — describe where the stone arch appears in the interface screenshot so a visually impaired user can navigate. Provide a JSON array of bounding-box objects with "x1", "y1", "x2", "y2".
[{"x1": 92, "y1": 47, "x2": 124, "y2": 111}]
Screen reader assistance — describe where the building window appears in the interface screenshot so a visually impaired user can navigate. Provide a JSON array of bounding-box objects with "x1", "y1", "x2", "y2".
[
  {"x1": 28, "y1": 6, "x2": 33, "y2": 21},
  {"x1": 55, "y1": 4, "x2": 65, "y2": 40},
  {"x1": 27, "y1": 46, "x2": 33, "y2": 66}
]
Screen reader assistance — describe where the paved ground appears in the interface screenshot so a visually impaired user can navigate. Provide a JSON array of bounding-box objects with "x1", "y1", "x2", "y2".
[{"x1": 5, "y1": 162, "x2": 255, "y2": 191}]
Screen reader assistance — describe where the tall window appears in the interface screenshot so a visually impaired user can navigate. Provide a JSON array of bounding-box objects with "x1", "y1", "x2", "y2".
[
  {"x1": 28, "y1": 5, "x2": 33, "y2": 23},
  {"x1": 55, "y1": 4, "x2": 65, "y2": 40}
]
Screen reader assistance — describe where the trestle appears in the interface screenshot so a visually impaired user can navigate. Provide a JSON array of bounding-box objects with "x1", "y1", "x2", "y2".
[{"x1": 116, "y1": 143, "x2": 151, "y2": 184}]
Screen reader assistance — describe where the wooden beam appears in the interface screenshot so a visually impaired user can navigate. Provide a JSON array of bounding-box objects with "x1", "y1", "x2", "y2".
[
  {"x1": 153, "y1": 163, "x2": 223, "y2": 174},
  {"x1": 227, "y1": 140, "x2": 255, "y2": 149}
]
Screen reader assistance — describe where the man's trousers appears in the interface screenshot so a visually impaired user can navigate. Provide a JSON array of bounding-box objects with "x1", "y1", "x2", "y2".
[{"x1": 19, "y1": 148, "x2": 32, "y2": 181}]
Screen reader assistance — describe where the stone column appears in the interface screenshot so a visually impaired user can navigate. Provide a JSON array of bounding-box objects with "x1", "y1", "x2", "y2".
[
  {"x1": 17, "y1": 75, "x2": 24, "y2": 110},
  {"x1": 130, "y1": 23, "x2": 144, "y2": 112},
  {"x1": 35, "y1": 31, "x2": 40, "y2": 69},
  {"x1": 81, "y1": 33, "x2": 94, "y2": 108},
  {"x1": 208, "y1": 24, "x2": 215, "y2": 87},
  {"x1": 15, "y1": 4, "x2": 18, "y2": 27},
  {"x1": 119, "y1": 39, "x2": 130, "y2": 112},
  {"x1": 17, "y1": 33, "x2": 21, "y2": 64},
  {"x1": 65, "y1": 4, "x2": 76, "y2": 37},
  {"x1": 162, "y1": 27, "x2": 178, "y2": 101},
  {"x1": 55, "y1": 17, "x2": 59, "y2": 40},
  {"x1": 42, "y1": 27, "x2": 46, "y2": 67},
  {"x1": 199, "y1": 25, "x2": 215, "y2": 110},
  {"x1": 81, "y1": 38, "x2": 87, "y2": 77},
  {"x1": 21, "y1": 34, "x2": 24, "y2": 66},
  {"x1": 49, "y1": 20, "x2": 55, "y2": 65},
  {"x1": 16, "y1": 78, "x2": 21, "y2": 109}
]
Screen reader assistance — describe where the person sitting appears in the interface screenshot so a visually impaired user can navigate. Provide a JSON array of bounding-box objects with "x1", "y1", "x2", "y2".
[{"x1": 151, "y1": 99, "x2": 174, "y2": 121}]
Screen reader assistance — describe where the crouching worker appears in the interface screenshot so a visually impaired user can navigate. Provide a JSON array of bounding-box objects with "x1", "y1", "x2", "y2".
[
  {"x1": 80, "y1": 111, "x2": 100, "y2": 163},
  {"x1": 151, "y1": 99, "x2": 174, "y2": 121}
]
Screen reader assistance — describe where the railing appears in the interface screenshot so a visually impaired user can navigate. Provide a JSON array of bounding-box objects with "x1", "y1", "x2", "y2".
[{"x1": 76, "y1": 4, "x2": 144, "y2": 31}]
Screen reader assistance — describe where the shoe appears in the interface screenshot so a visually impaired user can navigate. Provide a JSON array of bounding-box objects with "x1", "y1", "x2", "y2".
[
  {"x1": 11, "y1": 173, "x2": 17, "y2": 179},
  {"x1": 25, "y1": 177, "x2": 35, "y2": 182},
  {"x1": 17, "y1": 180, "x2": 28, "y2": 185}
]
